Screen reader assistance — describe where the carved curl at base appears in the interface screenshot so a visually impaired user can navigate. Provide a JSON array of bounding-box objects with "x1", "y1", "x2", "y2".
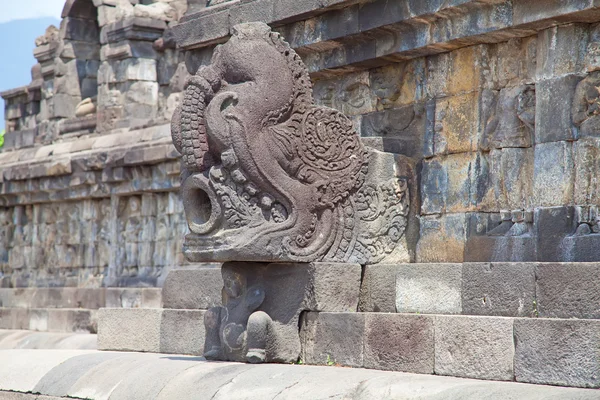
[{"x1": 171, "y1": 22, "x2": 415, "y2": 264}]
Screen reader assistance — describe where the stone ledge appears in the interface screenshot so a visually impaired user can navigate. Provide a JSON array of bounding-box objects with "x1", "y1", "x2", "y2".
[
  {"x1": 359, "y1": 262, "x2": 600, "y2": 319},
  {"x1": 302, "y1": 312, "x2": 600, "y2": 388},
  {"x1": 0, "y1": 350, "x2": 598, "y2": 399},
  {"x1": 175, "y1": 0, "x2": 600, "y2": 78},
  {"x1": 0, "y1": 288, "x2": 162, "y2": 310},
  {"x1": 97, "y1": 308, "x2": 206, "y2": 355},
  {"x1": 0, "y1": 308, "x2": 97, "y2": 333}
]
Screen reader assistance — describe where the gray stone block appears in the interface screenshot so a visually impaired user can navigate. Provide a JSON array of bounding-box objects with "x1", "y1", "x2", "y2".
[
  {"x1": 395, "y1": 263, "x2": 462, "y2": 314},
  {"x1": 229, "y1": 0, "x2": 274, "y2": 27},
  {"x1": 533, "y1": 141, "x2": 574, "y2": 207},
  {"x1": 98, "y1": 308, "x2": 162, "y2": 352},
  {"x1": 536, "y1": 24, "x2": 588, "y2": 79},
  {"x1": 435, "y1": 315, "x2": 514, "y2": 381},
  {"x1": 105, "y1": 288, "x2": 143, "y2": 308},
  {"x1": 159, "y1": 309, "x2": 205, "y2": 356},
  {"x1": 462, "y1": 262, "x2": 536, "y2": 317},
  {"x1": 363, "y1": 313, "x2": 434, "y2": 373},
  {"x1": 46, "y1": 309, "x2": 97, "y2": 333},
  {"x1": 309, "y1": 262, "x2": 361, "y2": 312},
  {"x1": 162, "y1": 266, "x2": 223, "y2": 309},
  {"x1": 360, "y1": 105, "x2": 426, "y2": 159},
  {"x1": 536, "y1": 262, "x2": 600, "y2": 318},
  {"x1": 514, "y1": 318, "x2": 600, "y2": 388},
  {"x1": 174, "y1": 10, "x2": 229, "y2": 49},
  {"x1": 98, "y1": 308, "x2": 206, "y2": 355},
  {"x1": 535, "y1": 206, "x2": 576, "y2": 262},
  {"x1": 0, "y1": 308, "x2": 29, "y2": 330},
  {"x1": 535, "y1": 75, "x2": 582, "y2": 144},
  {"x1": 300, "y1": 312, "x2": 364, "y2": 367},
  {"x1": 358, "y1": 264, "x2": 396, "y2": 312}
]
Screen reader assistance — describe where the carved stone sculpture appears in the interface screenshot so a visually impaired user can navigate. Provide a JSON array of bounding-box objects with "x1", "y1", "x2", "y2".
[
  {"x1": 171, "y1": 22, "x2": 415, "y2": 264},
  {"x1": 203, "y1": 262, "x2": 361, "y2": 363}
]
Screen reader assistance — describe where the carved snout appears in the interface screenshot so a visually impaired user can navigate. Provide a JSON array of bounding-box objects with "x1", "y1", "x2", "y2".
[{"x1": 182, "y1": 173, "x2": 222, "y2": 235}]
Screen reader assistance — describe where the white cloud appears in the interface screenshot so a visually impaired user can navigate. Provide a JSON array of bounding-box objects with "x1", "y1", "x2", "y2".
[{"x1": 0, "y1": 0, "x2": 66, "y2": 24}]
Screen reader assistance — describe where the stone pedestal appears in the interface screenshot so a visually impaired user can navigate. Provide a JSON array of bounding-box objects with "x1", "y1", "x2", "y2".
[{"x1": 203, "y1": 262, "x2": 361, "y2": 363}]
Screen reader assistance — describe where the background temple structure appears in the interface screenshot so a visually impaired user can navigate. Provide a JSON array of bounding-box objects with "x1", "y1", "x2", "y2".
[{"x1": 1, "y1": 0, "x2": 600, "y2": 398}]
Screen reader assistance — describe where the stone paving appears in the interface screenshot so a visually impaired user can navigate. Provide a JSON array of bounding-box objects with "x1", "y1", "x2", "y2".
[
  {"x1": 0, "y1": 350, "x2": 599, "y2": 400},
  {"x1": 0, "y1": 330, "x2": 96, "y2": 350}
]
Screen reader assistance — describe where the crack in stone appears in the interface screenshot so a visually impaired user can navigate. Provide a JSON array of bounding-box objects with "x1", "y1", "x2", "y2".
[
  {"x1": 272, "y1": 380, "x2": 300, "y2": 399},
  {"x1": 209, "y1": 367, "x2": 252, "y2": 400}
]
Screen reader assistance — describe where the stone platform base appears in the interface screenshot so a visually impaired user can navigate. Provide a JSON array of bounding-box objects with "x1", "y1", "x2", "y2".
[
  {"x1": 97, "y1": 262, "x2": 600, "y2": 389},
  {"x1": 0, "y1": 350, "x2": 598, "y2": 400},
  {"x1": 0, "y1": 330, "x2": 96, "y2": 350}
]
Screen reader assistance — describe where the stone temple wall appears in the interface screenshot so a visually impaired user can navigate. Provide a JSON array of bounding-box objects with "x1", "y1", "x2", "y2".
[
  {"x1": 4, "y1": 0, "x2": 600, "y2": 288},
  {"x1": 0, "y1": 0, "x2": 194, "y2": 288},
  {"x1": 176, "y1": 0, "x2": 600, "y2": 264}
]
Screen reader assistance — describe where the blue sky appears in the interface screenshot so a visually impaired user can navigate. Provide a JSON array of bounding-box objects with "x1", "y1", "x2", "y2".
[
  {"x1": 0, "y1": 0, "x2": 65, "y2": 24},
  {"x1": 1, "y1": 1, "x2": 65, "y2": 129}
]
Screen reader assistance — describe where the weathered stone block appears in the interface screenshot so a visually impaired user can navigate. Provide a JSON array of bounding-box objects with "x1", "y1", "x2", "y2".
[
  {"x1": 360, "y1": 104, "x2": 426, "y2": 159},
  {"x1": 535, "y1": 75, "x2": 582, "y2": 144},
  {"x1": 369, "y1": 60, "x2": 426, "y2": 109},
  {"x1": 445, "y1": 152, "x2": 487, "y2": 213},
  {"x1": 491, "y1": 37, "x2": 537, "y2": 89},
  {"x1": 537, "y1": 24, "x2": 588, "y2": 79},
  {"x1": 53, "y1": 94, "x2": 81, "y2": 119},
  {"x1": 426, "y1": 46, "x2": 487, "y2": 98},
  {"x1": 535, "y1": 206, "x2": 576, "y2": 262},
  {"x1": 432, "y1": 92, "x2": 480, "y2": 155},
  {"x1": 435, "y1": 315, "x2": 514, "y2": 381},
  {"x1": 420, "y1": 158, "x2": 447, "y2": 215},
  {"x1": 124, "y1": 81, "x2": 159, "y2": 105},
  {"x1": 159, "y1": 309, "x2": 205, "y2": 356},
  {"x1": 462, "y1": 262, "x2": 536, "y2": 317},
  {"x1": 535, "y1": 263, "x2": 600, "y2": 319},
  {"x1": 364, "y1": 313, "x2": 434, "y2": 373},
  {"x1": 513, "y1": 0, "x2": 591, "y2": 25},
  {"x1": 229, "y1": 0, "x2": 274, "y2": 27},
  {"x1": 300, "y1": 312, "x2": 364, "y2": 367},
  {"x1": 395, "y1": 263, "x2": 462, "y2": 314},
  {"x1": 116, "y1": 58, "x2": 157, "y2": 82},
  {"x1": 174, "y1": 10, "x2": 229, "y2": 49},
  {"x1": 573, "y1": 138, "x2": 600, "y2": 205},
  {"x1": 358, "y1": 264, "x2": 396, "y2": 313},
  {"x1": 162, "y1": 266, "x2": 222, "y2": 309},
  {"x1": 533, "y1": 141, "x2": 574, "y2": 207},
  {"x1": 514, "y1": 318, "x2": 600, "y2": 388},
  {"x1": 416, "y1": 213, "x2": 467, "y2": 263},
  {"x1": 98, "y1": 308, "x2": 162, "y2": 352}
]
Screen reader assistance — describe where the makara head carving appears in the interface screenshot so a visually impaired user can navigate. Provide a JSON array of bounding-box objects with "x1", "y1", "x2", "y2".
[{"x1": 172, "y1": 22, "x2": 414, "y2": 264}]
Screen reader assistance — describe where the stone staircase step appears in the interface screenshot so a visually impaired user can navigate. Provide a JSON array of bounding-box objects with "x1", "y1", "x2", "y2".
[
  {"x1": 301, "y1": 312, "x2": 600, "y2": 389},
  {"x1": 360, "y1": 262, "x2": 600, "y2": 318},
  {"x1": 0, "y1": 308, "x2": 98, "y2": 333},
  {"x1": 0, "y1": 329, "x2": 97, "y2": 350},
  {"x1": 97, "y1": 308, "x2": 205, "y2": 356},
  {"x1": 97, "y1": 307, "x2": 600, "y2": 389},
  {"x1": 0, "y1": 287, "x2": 162, "y2": 310}
]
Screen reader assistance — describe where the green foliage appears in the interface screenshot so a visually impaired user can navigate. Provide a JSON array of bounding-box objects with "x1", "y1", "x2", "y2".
[
  {"x1": 326, "y1": 354, "x2": 336, "y2": 366},
  {"x1": 0, "y1": 129, "x2": 4, "y2": 148}
]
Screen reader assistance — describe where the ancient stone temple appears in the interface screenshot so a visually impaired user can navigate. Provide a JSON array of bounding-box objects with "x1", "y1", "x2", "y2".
[{"x1": 2, "y1": 0, "x2": 600, "y2": 398}]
